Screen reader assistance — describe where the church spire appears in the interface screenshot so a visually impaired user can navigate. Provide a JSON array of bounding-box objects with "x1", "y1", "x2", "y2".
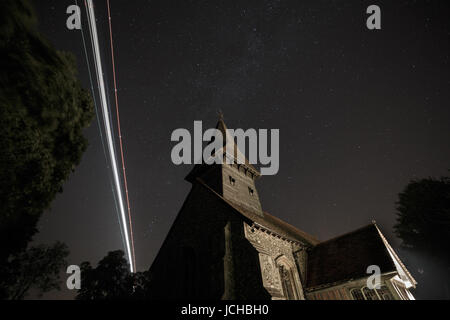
[
  {"x1": 217, "y1": 110, "x2": 224, "y2": 121},
  {"x1": 214, "y1": 114, "x2": 259, "y2": 176},
  {"x1": 185, "y1": 115, "x2": 263, "y2": 216}
]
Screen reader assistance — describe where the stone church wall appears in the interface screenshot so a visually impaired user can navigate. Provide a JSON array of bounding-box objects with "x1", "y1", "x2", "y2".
[
  {"x1": 243, "y1": 223, "x2": 307, "y2": 299},
  {"x1": 147, "y1": 182, "x2": 270, "y2": 300}
]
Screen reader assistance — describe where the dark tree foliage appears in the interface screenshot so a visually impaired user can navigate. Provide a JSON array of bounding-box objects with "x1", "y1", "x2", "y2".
[
  {"x1": 76, "y1": 250, "x2": 151, "y2": 300},
  {"x1": 0, "y1": 0, "x2": 94, "y2": 261},
  {"x1": 394, "y1": 176, "x2": 450, "y2": 298},
  {"x1": 394, "y1": 177, "x2": 450, "y2": 260},
  {"x1": 0, "y1": 242, "x2": 69, "y2": 300}
]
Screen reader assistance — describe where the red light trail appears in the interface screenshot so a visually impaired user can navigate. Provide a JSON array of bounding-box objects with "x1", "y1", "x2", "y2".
[{"x1": 106, "y1": 0, "x2": 137, "y2": 272}]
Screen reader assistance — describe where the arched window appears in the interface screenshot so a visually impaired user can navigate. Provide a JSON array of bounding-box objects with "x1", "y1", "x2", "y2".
[
  {"x1": 279, "y1": 265, "x2": 296, "y2": 300},
  {"x1": 350, "y1": 285, "x2": 393, "y2": 300},
  {"x1": 376, "y1": 285, "x2": 394, "y2": 300},
  {"x1": 350, "y1": 288, "x2": 365, "y2": 300},
  {"x1": 362, "y1": 286, "x2": 379, "y2": 300},
  {"x1": 275, "y1": 255, "x2": 303, "y2": 300}
]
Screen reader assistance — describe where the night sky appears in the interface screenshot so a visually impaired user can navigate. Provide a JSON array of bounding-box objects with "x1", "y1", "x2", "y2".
[{"x1": 31, "y1": 0, "x2": 449, "y2": 298}]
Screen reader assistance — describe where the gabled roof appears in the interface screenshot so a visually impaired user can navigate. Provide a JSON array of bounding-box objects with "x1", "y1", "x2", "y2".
[
  {"x1": 196, "y1": 178, "x2": 319, "y2": 246},
  {"x1": 257, "y1": 211, "x2": 320, "y2": 246},
  {"x1": 374, "y1": 223, "x2": 417, "y2": 288},
  {"x1": 305, "y1": 224, "x2": 415, "y2": 290}
]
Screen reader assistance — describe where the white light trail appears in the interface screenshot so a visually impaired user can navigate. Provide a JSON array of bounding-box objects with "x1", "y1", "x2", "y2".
[{"x1": 85, "y1": 0, "x2": 134, "y2": 272}]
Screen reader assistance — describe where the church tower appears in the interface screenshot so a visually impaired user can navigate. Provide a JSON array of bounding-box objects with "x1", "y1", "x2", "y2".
[{"x1": 185, "y1": 115, "x2": 263, "y2": 216}]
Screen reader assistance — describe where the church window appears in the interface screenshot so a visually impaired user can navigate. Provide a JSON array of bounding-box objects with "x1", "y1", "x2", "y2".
[
  {"x1": 350, "y1": 288, "x2": 365, "y2": 300},
  {"x1": 248, "y1": 187, "x2": 254, "y2": 195},
  {"x1": 351, "y1": 285, "x2": 391, "y2": 300},
  {"x1": 279, "y1": 265, "x2": 296, "y2": 300},
  {"x1": 362, "y1": 287, "x2": 380, "y2": 300},
  {"x1": 376, "y1": 285, "x2": 394, "y2": 300},
  {"x1": 229, "y1": 176, "x2": 235, "y2": 186}
]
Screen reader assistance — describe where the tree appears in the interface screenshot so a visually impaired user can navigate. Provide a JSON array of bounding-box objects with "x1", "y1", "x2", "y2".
[
  {"x1": 0, "y1": 0, "x2": 94, "y2": 261},
  {"x1": 0, "y1": 0, "x2": 93, "y2": 299},
  {"x1": 394, "y1": 176, "x2": 450, "y2": 298},
  {"x1": 0, "y1": 242, "x2": 69, "y2": 300},
  {"x1": 76, "y1": 250, "x2": 151, "y2": 300},
  {"x1": 394, "y1": 176, "x2": 450, "y2": 258}
]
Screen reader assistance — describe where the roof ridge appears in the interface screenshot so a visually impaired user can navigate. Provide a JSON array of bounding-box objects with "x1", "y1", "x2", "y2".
[
  {"x1": 313, "y1": 223, "x2": 375, "y2": 247},
  {"x1": 195, "y1": 178, "x2": 319, "y2": 245},
  {"x1": 306, "y1": 223, "x2": 398, "y2": 288},
  {"x1": 262, "y1": 211, "x2": 320, "y2": 244},
  {"x1": 373, "y1": 224, "x2": 417, "y2": 287}
]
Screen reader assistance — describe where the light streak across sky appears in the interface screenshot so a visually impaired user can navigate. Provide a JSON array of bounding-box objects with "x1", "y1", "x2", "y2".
[
  {"x1": 84, "y1": 0, "x2": 135, "y2": 272},
  {"x1": 106, "y1": 0, "x2": 137, "y2": 271}
]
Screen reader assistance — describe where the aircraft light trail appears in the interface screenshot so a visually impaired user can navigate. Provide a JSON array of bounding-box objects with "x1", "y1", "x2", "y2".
[
  {"x1": 85, "y1": 0, "x2": 135, "y2": 272},
  {"x1": 106, "y1": 0, "x2": 137, "y2": 271}
]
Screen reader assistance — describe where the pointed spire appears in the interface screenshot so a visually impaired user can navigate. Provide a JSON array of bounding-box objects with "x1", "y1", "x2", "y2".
[
  {"x1": 217, "y1": 110, "x2": 224, "y2": 121},
  {"x1": 215, "y1": 112, "x2": 229, "y2": 141},
  {"x1": 186, "y1": 115, "x2": 260, "y2": 183},
  {"x1": 214, "y1": 114, "x2": 259, "y2": 175}
]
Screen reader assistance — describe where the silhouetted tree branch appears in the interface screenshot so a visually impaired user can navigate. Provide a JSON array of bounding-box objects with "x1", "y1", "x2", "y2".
[
  {"x1": 76, "y1": 250, "x2": 151, "y2": 300},
  {"x1": 394, "y1": 176, "x2": 450, "y2": 258},
  {"x1": 0, "y1": 0, "x2": 93, "y2": 299},
  {"x1": 1, "y1": 242, "x2": 69, "y2": 300},
  {"x1": 394, "y1": 175, "x2": 450, "y2": 298},
  {"x1": 0, "y1": 0, "x2": 94, "y2": 262}
]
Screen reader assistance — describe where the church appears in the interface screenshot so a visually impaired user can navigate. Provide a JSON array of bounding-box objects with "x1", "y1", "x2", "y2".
[{"x1": 148, "y1": 116, "x2": 417, "y2": 300}]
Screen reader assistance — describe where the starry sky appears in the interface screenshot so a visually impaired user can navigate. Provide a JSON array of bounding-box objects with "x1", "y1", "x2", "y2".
[{"x1": 31, "y1": 0, "x2": 449, "y2": 298}]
